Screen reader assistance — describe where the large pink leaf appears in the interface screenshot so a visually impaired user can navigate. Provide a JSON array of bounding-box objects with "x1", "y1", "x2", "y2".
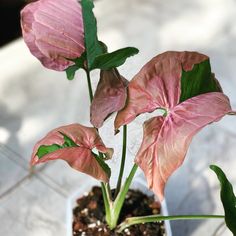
[
  {"x1": 135, "y1": 92, "x2": 232, "y2": 200},
  {"x1": 91, "y1": 69, "x2": 128, "y2": 128},
  {"x1": 115, "y1": 51, "x2": 210, "y2": 130},
  {"x1": 21, "y1": 0, "x2": 85, "y2": 71},
  {"x1": 31, "y1": 124, "x2": 113, "y2": 182}
]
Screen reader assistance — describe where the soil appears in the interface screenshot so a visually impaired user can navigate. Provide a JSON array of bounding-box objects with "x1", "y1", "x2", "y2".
[{"x1": 73, "y1": 186, "x2": 165, "y2": 236}]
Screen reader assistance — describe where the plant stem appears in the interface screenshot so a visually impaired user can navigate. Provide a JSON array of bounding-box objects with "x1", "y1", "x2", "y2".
[
  {"x1": 117, "y1": 214, "x2": 225, "y2": 232},
  {"x1": 85, "y1": 69, "x2": 93, "y2": 103},
  {"x1": 108, "y1": 163, "x2": 138, "y2": 229},
  {"x1": 84, "y1": 68, "x2": 113, "y2": 221},
  {"x1": 101, "y1": 182, "x2": 112, "y2": 223},
  {"x1": 84, "y1": 69, "x2": 139, "y2": 229},
  {"x1": 115, "y1": 125, "x2": 127, "y2": 197}
]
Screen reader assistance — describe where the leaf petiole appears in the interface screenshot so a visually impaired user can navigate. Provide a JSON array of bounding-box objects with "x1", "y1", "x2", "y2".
[{"x1": 117, "y1": 214, "x2": 224, "y2": 233}]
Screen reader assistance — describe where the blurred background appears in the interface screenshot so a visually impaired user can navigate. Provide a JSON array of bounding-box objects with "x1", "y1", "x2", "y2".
[
  {"x1": 0, "y1": 1, "x2": 37, "y2": 46},
  {"x1": 0, "y1": 0, "x2": 236, "y2": 235}
]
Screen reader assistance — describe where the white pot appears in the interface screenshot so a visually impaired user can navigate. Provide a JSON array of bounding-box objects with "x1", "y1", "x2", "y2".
[{"x1": 66, "y1": 177, "x2": 172, "y2": 236}]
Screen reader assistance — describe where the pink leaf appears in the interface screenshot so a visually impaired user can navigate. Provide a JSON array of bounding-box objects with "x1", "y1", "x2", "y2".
[
  {"x1": 135, "y1": 93, "x2": 232, "y2": 200},
  {"x1": 21, "y1": 0, "x2": 85, "y2": 71},
  {"x1": 115, "y1": 51, "x2": 209, "y2": 130},
  {"x1": 114, "y1": 51, "x2": 234, "y2": 200},
  {"x1": 31, "y1": 124, "x2": 113, "y2": 182},
  {"x1": 91, "y1": 69, "x2": 128, "y2": 128}
]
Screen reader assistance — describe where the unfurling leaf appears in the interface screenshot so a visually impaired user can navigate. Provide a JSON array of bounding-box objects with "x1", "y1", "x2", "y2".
[
  {"x1": 31, "y1": 124, "x2": 113, "y2": 182},
  {"x1": 115, "y1": 51, "x2": 233, "y2": 200},
  {"x1": 91, "y1": 69, "x2": 128, "y2": 128},
  {"x1": 210, "y1": 165, "x2": 236, "y2": 235},
  {"x1": 90, "y1": 47, "x2": 139, "y2": 70},
  {"x1": 66, "y1": 65, "x2": 79, "y2": 81}
]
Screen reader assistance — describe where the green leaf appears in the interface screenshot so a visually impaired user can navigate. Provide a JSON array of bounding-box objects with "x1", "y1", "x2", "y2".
[
  {"x1": 66, "y1": 65, "x2": 78, "y2": 80},
  {"x1": 210, "y1": 165, "x2": 236, "y2": 235},
  {"x1": 180, "y1": 59, "x2": 222, "y2": 103},
  {"x1": 65, "y1": 53, "x2": 86, "y2": 80},
  {"x1": 81, "y1": 0, "x2": 104, "y2": 69},
  {"x1": 94, "y1": 153, "x2": 111, "y2": 178},
  {"x1": 36, "y1": 133, "x2": 78, "y2": 159},
  {"x1": 91, "y1": 47, "x2": 139, "y2": 70}
]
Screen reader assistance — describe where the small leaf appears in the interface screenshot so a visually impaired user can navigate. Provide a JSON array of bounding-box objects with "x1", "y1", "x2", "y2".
[
  {"x1": 91, "y1": 47, "x2": 139, "y2": 70},
  {"x1": 91, "y1": 69, "x2": 128, "y2": 128},
  {"x1": 94, "y1": 153, "x2": 111, "y2": 178},
  {"x1": 210, "y1": 165, "x2": 236, "y2": 235},
  {"x1": 81, "y1": 0, "x2": 104, "y2": 69},
  {"x1": 31, "y1": 124, "x2": 113, "y2": 182},
  {"x1": 66, "y1": 65, "x2": 78, "y2": 80},
  {"x1": 65, "y1": 53, "x2": 86, "y2": 80},
  {"x1": 180, "y1": 59, "x2": 222, "y2": 103}
]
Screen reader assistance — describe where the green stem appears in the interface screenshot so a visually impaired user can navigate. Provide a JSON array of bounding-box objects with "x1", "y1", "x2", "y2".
[
  {"x1": 108, "y1": 163, "x2": 138, "y2": 229},
  {"x1": 118, "y1": 214, "x2": 224, "y2": 233},
  {"x1": 115, "y1": 125, "x2": 127, "y2": 197},
  {"x1": 101, "y1": 182, "x2": 112, "y2": 223},
  {"x1": 85, "y1": 69, "x2": 93, "y2": 103},
  {"x1": 84, "y1": 68, "x2": 113, "y2": 222}
]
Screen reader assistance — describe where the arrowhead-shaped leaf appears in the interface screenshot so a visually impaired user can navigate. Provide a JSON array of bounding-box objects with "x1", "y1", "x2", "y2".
[
  {"x1": 90, "y1": 47, "x2": 139, "y2": 70},
  {"x1": 115, "y1": 51, "x2": 234, "y2": 200},
  {"x1": 135, "y1": 93, "x2": 231, "y2": 200},
  {"x1": 31, "y1": 124, "x2": 113, "y2": 182},
  {"x1": 210, "y1": 165, "x2": 236, "y2": 235}
]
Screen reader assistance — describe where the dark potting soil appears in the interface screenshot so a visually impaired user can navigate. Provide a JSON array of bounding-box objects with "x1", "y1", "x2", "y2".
[{"x1": 73, "y1": 186, "x2": 165, "y2": 236}]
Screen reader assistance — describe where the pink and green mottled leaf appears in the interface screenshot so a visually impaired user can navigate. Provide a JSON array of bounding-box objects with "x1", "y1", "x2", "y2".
[
  {"x1": 21, "y1": 0, "x2": 85, "y2": 71},
  {"x1": 31, "y1": 124, "x2": 113, "y2": 182},
  {"x1": 135, "y1": 93, "x2": 232, "y2": 200},
  {"x1": 114, "y1": 51, "x2": 234, "y2": 200},
  {"x1": 91, "y1": 69, "x2": 128, "y2": 128}
]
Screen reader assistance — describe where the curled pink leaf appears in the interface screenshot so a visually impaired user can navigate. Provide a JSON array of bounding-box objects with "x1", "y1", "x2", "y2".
[
  {"x1": 91, "y1": 69, "x2": 128, "y2": 128},
  {"x1": 31, "y1": 124, "x2": 113, "y2": 182},
  {"x1": 21, "y1": 0, "x2": 85, "y2": 71},
  {"x1": 136, "y1": 93, "x2": 232, "y2": 200}
]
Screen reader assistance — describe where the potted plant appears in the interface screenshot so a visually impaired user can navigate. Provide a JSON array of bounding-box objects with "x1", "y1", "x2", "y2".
[{"x1": 20, "y1": 0, "x2": 236, "y2": 235}]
